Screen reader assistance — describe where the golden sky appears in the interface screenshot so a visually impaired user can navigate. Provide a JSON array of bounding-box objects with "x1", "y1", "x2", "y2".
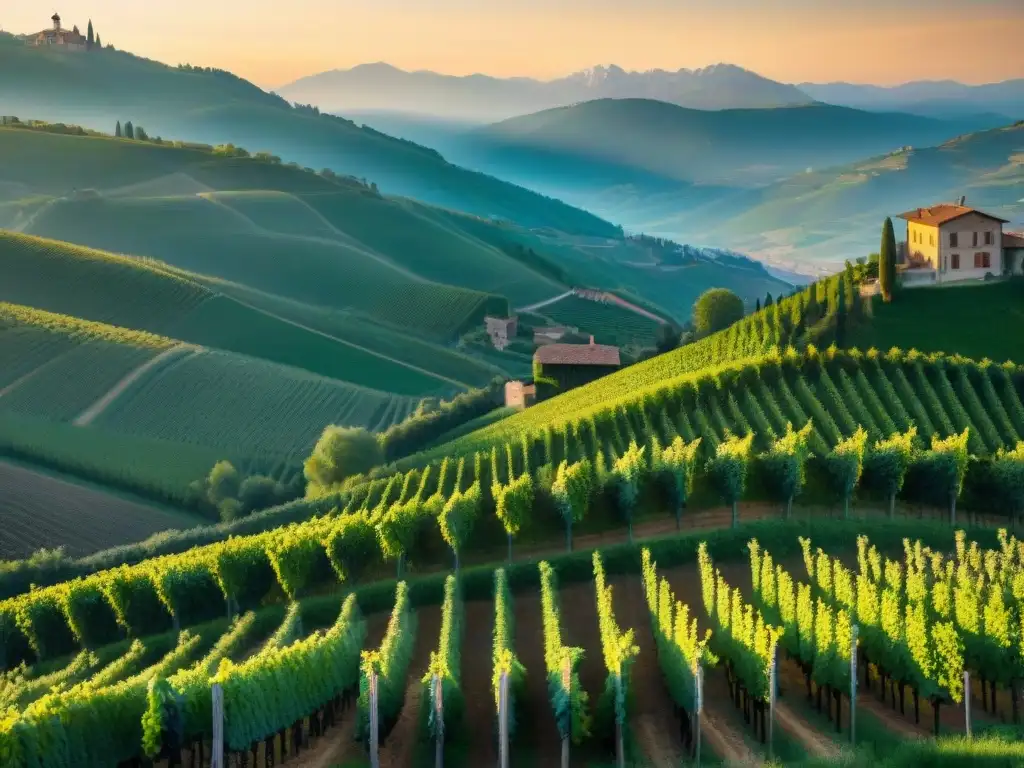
[{"x1": 6, "y1": 0, "x2": 1024, "y2": 88}]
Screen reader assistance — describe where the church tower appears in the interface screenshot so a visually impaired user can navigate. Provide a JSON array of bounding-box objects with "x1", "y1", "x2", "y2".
[{"x1": 52, "y1": 13, "x2": 62, "y2": 31}]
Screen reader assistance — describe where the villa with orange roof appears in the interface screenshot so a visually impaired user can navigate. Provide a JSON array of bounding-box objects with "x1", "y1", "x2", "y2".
[{"x1": 898, "y1": 200, "x2": 1012, "y2": 286}]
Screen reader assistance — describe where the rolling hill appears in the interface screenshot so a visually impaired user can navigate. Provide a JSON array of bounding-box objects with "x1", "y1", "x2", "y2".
[
  {"x1": 0, "y1": 34, "x2": 617, "y2": 237},
  {"x1": 0, "y1": 301, "x2": 421, "y2": 507},
  {"x1": 455, "y1": 99, "x2": 1000, "y2": 189},
  {"x1": 0, "y1": 124, "x2": 793, "y2": 332},
  {"x1": 657, "y1": 122, "x2": 1024, "y2": 272},
  {"x1": 278, "y1": 62, "x2": 814, "y2": 121}
]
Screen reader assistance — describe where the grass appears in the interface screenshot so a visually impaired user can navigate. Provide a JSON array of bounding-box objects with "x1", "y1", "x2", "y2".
[
  {"x1": 849, "y1": 281, "x2": 1024, "y2": 365},
  {"x1": 25, "y1": 195, "x2": 506, "y2": 339},
  {"x1": 534, "y1": 293, "x2": 663, "y2": 347},
  {"x1": 93, "y1": 348, "x2": 419, "y2": 461},
  {"x1": 0, "y1": 230, "x2": 209, "y2": 335}
]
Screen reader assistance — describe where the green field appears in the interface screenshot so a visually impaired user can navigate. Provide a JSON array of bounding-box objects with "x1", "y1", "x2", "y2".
[
  {"x1": 850, "y1": 280, "x2": 1024, "y2": 365},
  {"x1": 0, "y1": 304, "x2": 422, "y2": 504},
  {"x1": 94, "y1": 348, "x2": 418, "y2": 460},
  {"x1": 24, "y1": 195, "x2": 506, "y2": 339},
  {"x1": 533, "y1": 293, "x2": 664, "y2": 347},
  {"x1": 0, "y1": 232, "x2": 488, "y2": 395}
]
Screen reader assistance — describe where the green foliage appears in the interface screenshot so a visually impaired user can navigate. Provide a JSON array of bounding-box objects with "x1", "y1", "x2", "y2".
[
  {"x1": 863, "y1": 427, "x2": 917, "y2": 511},
  {"x1": 759, "y1": 422, "x2": 813, "y2": 512},
  {"x1": 422, "y1": 576, "x2": 463, "y2": 744},
  {"x1": 492, "y1": 569, "x2": 524, "y2": 739},
  {"x1": 304, "y1": 426, "x2": 384, "y2": 495},
  {"x1": 825, "y1": 427, "x2": 869, "y2": 513},
  {"x1": 358, "y1": 582, "x2": 416, "y2": 744},
  {"x1": 706, "y1": 433, "x2": 754, "y2": 525},
  {"x1": 538, "y1": 561, "x2": 590, "y2": 743},
  {"x1": 609, "y1": 442, "x2": 646, "y2": 539},
  {"x1": 215, "y1": 595, "x2": 364, "y2": 750},
  {"x1": 592, "y1": 552, "x2": 638, "y2": 737},
  {"x1": 641, "y1": 549, "x2": 711, "y2": 709},
  {"x1": 693, "y1": 288, "x2": 744, "y2": 337},
  {"x1": 697, "y1": 542, "x2": 780, "y2": 703},
  {"x1": 655, "y1": 435, "x2": 701, "y2": 527},
  {"x1": 551, "y1": 459, "x2": 593, "y2": 550},
  {"x1": 879, "y1": 218, "x2": 897, "y2": 302},
  {"x1": 439, "y1": 482, "x2": 482, "y2": 569},
  {"x1": 494, "y1": 471, "x2": 534, "y2": 539}
]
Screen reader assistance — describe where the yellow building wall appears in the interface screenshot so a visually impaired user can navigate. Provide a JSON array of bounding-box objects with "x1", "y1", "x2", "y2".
[{"x1": 906, "y1": 221, "x2": 939, "y2": 268}]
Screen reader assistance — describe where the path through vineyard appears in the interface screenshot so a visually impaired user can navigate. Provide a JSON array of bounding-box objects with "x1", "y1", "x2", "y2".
[
  {"x1": 461, "y1": 598, "x2": 498, "y2": 767},
  {"x1": 559, "y1": 578, "x2": 609, "y2": 767},
  {"x1": 612, "y1": 574, "x2": 686, "y2": 768},
  {"x1": 378, "y1": 603, "x2": 442, "y2": 768}
]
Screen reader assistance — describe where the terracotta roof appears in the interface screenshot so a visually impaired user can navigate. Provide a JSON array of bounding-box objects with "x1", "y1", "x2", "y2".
[
  {"x1": 898, "y1": 204, "x2": 1009, "y2": 226},
  {"x1": 535, "y1": 342, "x2": 620, "y2": 367},
  {"x1": 1005, "y1": 232, "x2": 1024, "y2": 249}
]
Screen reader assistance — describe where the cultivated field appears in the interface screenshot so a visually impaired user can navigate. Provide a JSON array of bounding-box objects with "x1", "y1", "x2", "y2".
[
  {"x1": 0, "y1": 460, "x2": 205, "y2": 559},
  {"x1": 2, "y1": 520, "x2": 1021, "y2": 767},
  {"x1": 534, "y1": 293, "x2": 664, "y2": 347}
]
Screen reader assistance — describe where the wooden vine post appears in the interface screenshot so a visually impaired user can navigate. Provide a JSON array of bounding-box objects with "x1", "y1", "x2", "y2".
[
  {"x1": 694, "y1": 664, "x2": 703, "y2": 767},
  {"x1": 434, "y1": 672, "x2": 445, "y2": 768},
  {"x1": 498, "y1": 670, "x2": 510, "y2": 768},
  {"x1": 768, "y1": 647, "x2": 777, "y2": 761},
  {"x1": 561, "y1": 656, "x2": 571, "y2": 768},
  {"x1": 615, "y1": 668, "x2": 625, "y2": 768},
  {"x1": 212, "y1": 683, "x2": 224, "y2": 768},
  {"x1": 850, "y1": 624, "x2": 859, "y2": 746},
  {"x1": 964, "y1": 670, "x2": 972, "y2": 739},
  {"x1": 370, "y1": 670, "x2": 381, "y2": 768}
]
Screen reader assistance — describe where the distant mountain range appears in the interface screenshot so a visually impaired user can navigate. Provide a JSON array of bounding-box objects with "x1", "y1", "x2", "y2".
[
  {"x1": 279, "y1": 62, "x2": 1024, "y2": 123},
  {"x1": 278, "y1": 63, "x2": 814, "y2": 121},
  {"x1": 451, "y1": 99, "x2": 998, "y2": 188},
  {"x1": 799, "y1": 80, "x2": 1024, "y2": 122}
]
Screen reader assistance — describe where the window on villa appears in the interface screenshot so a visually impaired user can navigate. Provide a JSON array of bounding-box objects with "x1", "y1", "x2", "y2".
[
  {"x1": 930, "y1": 234, "x2": 935, "y2": 246},
  {"x1": 985, "y1": 231, "x2": 993, "y2": 245},
  {"x1": 951, "y1": 254, "x2": 960, "y2": 269},
  {"x1": 973, "y1": 232, "x2": 979, "y2": 247},
  {"x1": 950, "y1": 233, "x2": 959, "y2": 247},
  {"x1": 975, "y1": 252, "x2": 991, "y2": 269}
]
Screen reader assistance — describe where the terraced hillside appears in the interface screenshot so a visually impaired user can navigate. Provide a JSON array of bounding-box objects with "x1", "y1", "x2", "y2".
[
  {"x1": 0, "y1": 303, "x2": 419, "y2": 508},
  {"x1": 0, "y1": 232, "x2": 487, "y2": 395},
  {"x1": 0, "y1": 126, "x2": 793, "y2": 334}
]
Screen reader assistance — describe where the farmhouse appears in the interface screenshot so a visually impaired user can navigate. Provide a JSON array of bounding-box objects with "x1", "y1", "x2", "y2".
[
  {"x1": 533, "y1": 337, "x2": 620, "y2": 400},
  {"x1": 898, "y1": 200, "x2": 1010, "y2": 286},
  {"x1": 484, "y1": 315, "x2": 518, "y2": 350},
  {"x1": 504, "y1": 380, "x2": 536, "y2": 410},
  {"x1": 1004, "y1": 231, "x2": 1024, "y2": 276},
  {"x1": 29, "y1": 13, "x2": 86, "y2": 50}
]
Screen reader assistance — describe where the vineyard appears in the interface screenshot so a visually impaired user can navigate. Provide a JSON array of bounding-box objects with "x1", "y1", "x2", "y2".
[
  {"x1": 2, "y1": 520, "x2": 1023, "y2": 766},
  {"x1": 0, "y1": 304, "x2": 422, "y2": 506},
  {"x1": 23, "y1": 198, "x2": 508, "y2": 340},
  {"x1": 533, "y1": 293, "x2": 663, "y2": 348},
  {"x1": 93, "y1": 348, "x2": 419, "y2": 459}
]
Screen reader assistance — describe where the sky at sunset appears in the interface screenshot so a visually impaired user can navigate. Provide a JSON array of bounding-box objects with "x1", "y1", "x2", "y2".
[{"x1": 4, "y1": 0, "x2": 1023, "y2": 89}]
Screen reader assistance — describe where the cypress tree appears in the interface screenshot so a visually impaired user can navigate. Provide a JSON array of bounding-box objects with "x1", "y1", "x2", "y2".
[
  {"x1": 755, "y1": 298, "x2": 761, "y2": 313},
  {"x1": 765, "y1": 292, "x2": 774, "y2": 307},
  {"x1": 87, "y1": 20, "x2": 94, "y2": 49},
  {"x1": 124, "y1": 121, "x2": 134, "y2": 139},
  {"x1": 115, "y1": 120, "x2": 121, "y2": 138},
  {"x1": 879, "y1": 217, "x2": 897, "y2": 302},
  {"x1": 96, "y1": 33, "x2": 102, "y2": 48},
  {"x1": 835, "y1": 274, "x2": 847, "y2": 347}
]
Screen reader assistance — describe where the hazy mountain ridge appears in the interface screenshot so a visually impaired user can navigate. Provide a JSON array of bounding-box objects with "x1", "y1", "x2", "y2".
[
  {"x1": 798, "y1": 78, "x2": 1024, "y2": 120},
  {"x1": 279, "y1": 62, "x2": 813, "y2": 121}
]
